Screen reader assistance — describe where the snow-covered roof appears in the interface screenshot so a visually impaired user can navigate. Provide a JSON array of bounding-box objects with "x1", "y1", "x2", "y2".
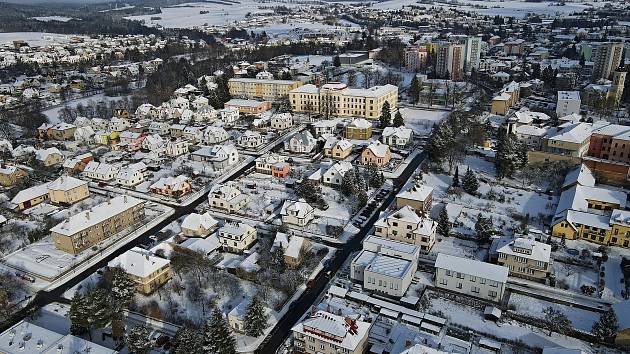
[
  {"x1": 397, "y1": 185, "x2": 433, "y2": 202},
  {"x1": 47, "y1": 176, "x2": 86, "y2": 191},
  {"x1": 562, "y1": 164, "x2": 595, "y2": 189},
  {"x1": 180, "y1": 235, "x2": 220, "y2": 256},
  {"x1": 610, "y1": 209, "x2": 630, "y2": 227},
  {"x1": 273, "y1": 232, "x2": 289, "y2": 250},
  {"x1": 376, "y1": 206, "x2": 434, "y2": 236},
  {"x1": 181, "y1": 212, "x2": 218, "y2": 231},
  {"x1": 11, "y1": 183, "x2": 49, "y2": 205},
  {"x1": 280, "y1": 200, "x2": 314, "y2": 218},
  {"x1": 292, "y1": 310, "x2": 370, "y2": 351},
  {"x1": 515, "y1": 124, "x2": 548, "y2": 137},
  {"x1": 363, "y1": 235, "x2": 419, "y2": 258},
  {"x1": 363, "y1": 251, "x2": 413, "y2": 278},
  {"x1": 556, "y1": 185, "x2": 626, "y2": 214},
  {"x1": 493, "y1": 237, "x2": 551, "y2": 263},
  {"x1": 435, "y1": 253, "x2": 508, "y2": 283},
  {"x1": 220, "y1": 222, "x2": 254, "y2": 236},
  {"x1": 365, "y1": 141, "x2": 390, "y2": 158},
  {"x1": 150, "y1": 175, "x2": 190, "y2": 191},
  {"x1": 285, "y1": 236, "x2": 308, "y2": 259},
  {"x1": 108, "y1": 247, "x2": 169, "y2": 278},
  {"x1": 548, "y1": 123, "x2": 593, "y2": 144},
  {"x1": 51, "y1": 195, "x2": 144, "y2": 236},
  {"x1": 382, "y1": 126, "x2": 412, "y2": 140},
  {"x1": 349, "y1": 118, "x2": 372, "y2": 129},
  {"x1": 35, "y1": 147, "x2": 62, "y2": 161}
]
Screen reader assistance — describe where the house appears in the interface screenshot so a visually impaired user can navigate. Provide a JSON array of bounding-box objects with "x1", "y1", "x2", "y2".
[
  {"x1": 224, "y1": 99, "x2": 272, "y2": 115},
  {"x1": 48, "y1": 175, "x2": 89, "y2": 205},
  {"x1": 280, "y1": 200, "x2": 315, "y2": 227},
  {"x1": 228, "y1": 300, "x2": 251, "y2": 333},
  {"x1": 149, "y1": 175, "x2": 192, "y2": 198},
  {"x1": 0, "y1": 165, "x2": 27, "y2": 187},
  {"x1": 324, "y1": 137, "x2": 354, "y2": 160},
  {"x1": 109, "y1": 117, "x2": 131, "y2": 132},
  {"x1": 108, "y1": 247, "x2": 171, "y2": 295},
  {"x1": 284, "y1": 131, "x2": 317, "y2": 153},
  {"x1": 191, "y1": 145, "x2": 239, "y2": 170},
  {"x1": 271, "y1": 113, "x2": 293, "y2": 130},
  {"x1": 116, "y1": 162, "x2": 146, "y2": 187},
  {"x1": 94, "y1": 130, "x2": 119, "y2": 145},
  {"x1": 36, "y1": 147, "x2": 64, "y2": 166},
  {"x1": 562, "y1": 164, "x2": 595, "y2": 191},
  {"x1": 382, "y1": 126, "x2": 413, "y2": 147},
  {"x1": 284, "y1": 235, "x2": 310, "y2": 268},
  {"x1": 374, "y1": 205, "x2": 437, "y2": 252},
  {"x1": 142, "y1": 134, "x2": 166, "y2": 151},
  {"x1": 51, "y1": 195, "x2": 145, "y2": 254},
  {"x1": 434, "y1": 253, "x2": 508, "y2": 302},
  {"x1": 50, "y1": 123, "x2": 77, "y2": 140},
  {"x1": 180, "y1": 235, "x2": 221, "y2": 258},
  {"x1": 345, "y1": 118, "x2": 372, "y2": 140},
  {"x1": 238, "y1": 130, "x2": 264, "y2": 149},
  {"x1": 321, "y1": 161, "x2": 353, "y2": 186},
  {"x1": 396, "y1": 185, "x2": 433, "y2": 212},
  {"x1": 291, "y1": 310, "x2": 371, "y2": 354},
  {"x1": 181, "y1": 212, "x2": 218, "y2": 237},
  {"x1": 208, "y1": 182, "x2": 250, "y2": 213},
  {"x1": 183, "y1": 126, "x2": 204, "y2": 144},
  {"x1": 361, "y1": 141, "x2": 391, "y2": 166},
  {"x1": 119, "y1": 131, "x2": 145, "y2": 151},
  {"x1": 219, "y1": 106, "x2": 240, "y2": 125},
  {"x1": 166, "y1": 139, "x2": 190, "y2": 157},
  {"x1": 490, "y1": 236, "x2": 551, "y2": 282},
  {"x1": 351, "y1": 235, "x2": 420, "y2": 297},
  {"x1": 11, "y1": 183, "x2": 50, "y2": 210},
  {"x1": 170, "y1": 124, "x2": 186, "y2": 138},
  {"x1": 272, "y1": 162, "x2": 290, "y2": 178},
  {"x1": 218, "y1": 222, "x2": 257, "y2": 253},
  {"x1": 83, "y1": 161, "x2": 120, "y2": 182},
  {"x1": 194, "y1": 106, "x2": 217, "y2": 123},
  {"x1": 148, "y1": 121, "x2": 170, "y2": 135},
  {"x1": 256, "y1": 153, "x2": 286, "y2": 174},
  {"x1": 62, "y1": 152, "x2": 93, "y2": 174},
  {"x1": 312, "y1": 119, "x2": 339, "y2": 136},
  {"x1": 203, "y1": 126, "x2": 230, "y2": 144}
]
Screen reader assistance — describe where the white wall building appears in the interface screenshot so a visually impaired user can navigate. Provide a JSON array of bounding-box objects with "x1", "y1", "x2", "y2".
[
  {"x1": 434, "y1": 253, "x2": 508, "y2": 302},
  {"x1": 556, "y1": 91, "x2": 581, "y2": 117}
]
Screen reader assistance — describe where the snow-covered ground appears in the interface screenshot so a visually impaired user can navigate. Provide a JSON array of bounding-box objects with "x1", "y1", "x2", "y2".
[
  {"x1": 0, "y1": 32, "x2": 86, "y2": 46},
  {"x1": 398, "y1": 108, "x2": 448, "y2": 136},
  {"x1": 508, "y1": 293, "x2": 599, "y2": 333},
  {"x1": 31, "y1": 16, "x2": 75, "y2": 22},
  {"x1": 42, "y1": 93, "x2": 132, "y2": 124}
]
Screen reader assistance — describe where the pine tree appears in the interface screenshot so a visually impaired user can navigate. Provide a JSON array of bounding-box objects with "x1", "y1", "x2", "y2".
[
  {"x1": 172, "y1": 326, "x2": 203, "y2": 354},
  {"x1": 125, "y1": 325, "x2": 152, "y2": 354},
  {"x1": 437, "y1": 207, "x2": 450, "y2": 237},
  {"x1": 393, "y1": 111, "x2": 404, "y2": 127},
  {"x1": 86, "y1": 288, "x2": 112, "y2": 340},
  {"x1": 475, "y1": 215, "x2": 494, "y2": 243},
  {"x1": 341, "y1": 170, "x2": 356, "y2": 196},
  {"x1": 244, "y1": 297, "x2": 269, "y2": 337},
  {"x1": 357, "y1": 189, "x2": 368, "y2": 208},
  {"x1": 496, "y1": 131, "x2": 526, "y2": 180},
  {"x1": 353, "y1": 166, "x2": 367, "y2": 191},
  {"x1": 452, "y1": 166, "x2": 460, "y2": 187},
  {"x1": 333, "y1": 55, "x2": 341, "y2": 67},
  {"x1": 203, "y1": 309, "x2": 236, "y2": 354},
  {"x1": 409, "y1": 75, "x2": 420, "y2": 104},
  {"x1": 379, "y1": 101, "x2": 391, "y2": 127},
  {"x1": 110, "y1": 267, "x2": 136, "y2": 338},
  {"x1": 592, "y1": 308, "x2": 618, "y2": 340},
  {"x1": 462, "y1": 168, "x2": 479, "y2": 195},
  {"x1": 69, "y1": 292, "x2": 90, "y2": 336}
]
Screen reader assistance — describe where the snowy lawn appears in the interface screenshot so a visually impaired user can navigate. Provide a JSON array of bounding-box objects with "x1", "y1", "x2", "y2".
[
  {"x1": 508, "y1": 293, "x2": 599, "y2": 333},
  {"x1": 398, "y1": 108, "x2": 448, "y2": 136}
]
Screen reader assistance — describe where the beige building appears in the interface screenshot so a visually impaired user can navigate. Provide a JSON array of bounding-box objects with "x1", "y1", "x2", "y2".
[
  {"x1": 108, "y1": 247, "x2": 172, "y2": 295},
  {"x1": 361, "y1": 141, "x2": 391, "y2": 167},
  {"x1": 208, "y1": 182, "x2": 250, "y2": 213},
  {"x1": 228, "y1": 77, "x2": 303, "y2": 101},
  {"x1": 47, "y1": 175, "x2": 89, "y2": 205},
  {"x1": 0, "y1": 165, "x2": 27, "y2": 187},
  {"x1": 395, "y1": 185, "x2": 433, "y2": 212},
  {"x1": 51, "y1": 195, "x2": 145, "y2": 254},
  {"x1": 218, "y1": 222, "x2": 257, "y2": 253},
  {"x1": 292, "y1": 310, "x2": 371, "y2": 354},
  {"x1": 434, "y1": 253, "x2": 508, "y2": 303},
  {"x1": 181, "y1": 212, "x2": 218, "y2": 237},
  {"x1": 289, "y1": 82, "x2": 398, "y2": 120},
  {"x1": 323, "y1": 137, "x2": 354, "y2": 160},
  {"x1": 344, "y1": 118, "x2": 372, "y2": 140},
  {"x1": 374, "y1": 205, "x2": 436, "y2": 252},
  {"x1": 491, "y1": 237, "x2": 551, "y2": 282}
]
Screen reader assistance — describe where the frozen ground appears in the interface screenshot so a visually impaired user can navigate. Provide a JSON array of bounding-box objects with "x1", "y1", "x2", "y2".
[
  {"x1": 42, "y1": 93, "x2": 131, "y2": 124},
  {"x1": 31, "y1": 16, "x2": 75, "y2": 22},
  {"x1": 398, "y1": 108, "x2": 448, "y2": 136},
  {"x1": 0, "y1": 32, "x2": 86, "y2": 46},
  {"x1": 508, "y1": 293, "x2": 599, "y2": 333}
]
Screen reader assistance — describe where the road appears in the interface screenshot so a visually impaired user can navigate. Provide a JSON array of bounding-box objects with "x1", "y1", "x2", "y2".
[{"x1": 255, "y1": 151, "x2": 427, "y2": 353}]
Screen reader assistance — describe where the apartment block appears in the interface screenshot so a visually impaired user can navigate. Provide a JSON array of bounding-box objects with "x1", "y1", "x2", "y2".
[
  {"x1": 556, "y1": 91, "x2": 581, "y2": 117},
  {"x1": 436, "y1": 42, "x2": 465, "y2": 81},
  {"x1": 591, "y1": 42, "x2": 624, "y2": 81},
  {"x1": 374, "y1": 205, "x2": 437, "y2": 252},
  {"x1": 491, "y1": 237, "x2": 551, "y2": 282},
  {"x1": 291, "y1": 310, "x2": 371, "y2": 354},
  {"x1": 434, "y1": 253, "x2": 508, "y2": 302},
  {"x1": 108, "y1": 247, "x2": 172, "y2": 294},
  {"x1": 228, "y1": 77, "x2": 303, "y2": 101}
]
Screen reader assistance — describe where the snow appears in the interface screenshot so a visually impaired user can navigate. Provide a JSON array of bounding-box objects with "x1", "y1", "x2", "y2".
[
  {"x1": 508, "y1": 293, "x2": 599, "y2": 332},
  {"x1": 398, "y1": 108, "x2": 448, "y2": 136},
  {"x1": 0, "y1": 32, "x2": 86, "y2": 46},
  {"x1": 42, "y1": 93, "x2": 130, "y2": 124},
  {"x1": 31, "y1": 16, "x2": 75, "y2": 22}
]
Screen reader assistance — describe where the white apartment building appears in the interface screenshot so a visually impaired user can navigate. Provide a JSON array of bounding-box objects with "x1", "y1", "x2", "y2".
[
  {"x1": 218, "y1": 222, "x2": 257, "y2": 253},
  {"x1": 434, "y1": 253, "x2": 508, "y2": 302},
  {"x1": 556, "y1": 91, "x2": 581, "y2": 118},
  {"x1": 291, "y1": 310, "x2": 371, "y2": 354},
  {"x1": 374, "y1": 205, "x2": 437, "y2": 252}
]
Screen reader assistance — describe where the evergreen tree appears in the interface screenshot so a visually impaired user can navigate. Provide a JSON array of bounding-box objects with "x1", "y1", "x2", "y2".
[
  {"x1": 125, "y1": 325, "x2": 152, "y2": 354},
  {"x1": 69, "y1": 292, "x2": 90, "y2": 336},
  {"x1": 172, "y1": 326, "x2": 204, "y2": 354},
  {"x1": 333, "y1": 55, "x2": 341, "y2": 67},
  {"x1": 110, "y1": 267, "x2": 136, "y2": 338},
  {"x1": 592, "y1": 308, "x2": 618, "y2": 340},
  {"x1": 452, "y1": 166, "x2": 460, "y2": 187},
  {"x1": 341, "y1": 170, "x2": 356, "y2": 196},
  {"x1": 379, "y1": 101, "x2": 391, "y2": 127},
  {"x1": 244, "y1": 297, "x2": 269, "y2": 337},
  {"x1": 409, "y1": 75, "x2": 420, "y2": 104},
  {"x1": 353, "y1": 166, "x2": 367, "y2": 191},
  {"x1": 495, "y1": 131, "x2": 527, "y2": 180},
  {"x1": 475, "y1": 215, "x2": 494, "y2": 243},
  {"x1": 437, "y1": 207, "x2": 450, "y2": 237},
  {"x1": 462, "y1": 168, "x2": 479, "y2": 195},
  {"x1": 203, "y1": 308, "x2": 236, "y2": 354},
  {"x1": 393, "y1": 111, "x2": 404, "y2": 127}
]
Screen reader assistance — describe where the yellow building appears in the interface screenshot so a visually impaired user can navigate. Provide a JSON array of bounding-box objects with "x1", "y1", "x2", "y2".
[
  {"x1": 527, "y1": 122, "x2": 593, "y2": 164},
  {"x1": 608, "y1": 209, "x2": 630, "y2": 248},
  {"x1": 344, "y1": 118, "x2": 372, "y2": 140},
  {"x1": 0, "y1": 165, "x2": 27, "y2": 187},
  {"x1": 490, "y1": 81, "x2": 520, "y2": 115},
  {"x1": 51, "y1": 195, "x2": 145, "y2": 254},
  {"x1": 324, "y1": 138, "x2": 354, "y2": 160},
  {"x1": 48, "y1": 176, "x2": 90, "y2": 205},
  {"x1": 289, "y1": 82, "x2": 398, "y2": 120},
  {"x1": 228, "y1": 77, "x2": 303, "y2": 101},
  {"x1": 108, "y1": 247, "x2": 172, "y2": 295},
  {"x1": 10, "y1": 183, "x2": 50, "y2": 210}
]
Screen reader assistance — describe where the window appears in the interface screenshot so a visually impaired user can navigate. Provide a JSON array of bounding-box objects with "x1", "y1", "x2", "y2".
[
  {"x1": 439, "y1": 278, "x2": 447, "y2": 285},
  {"x1": 456, "y1": 282, "x2": 462, "y2": 289},
  {"x1": 471, "y1": 286, "x2": 480, "y2": 293},
  {"x1": 489, "y1": 290, "x2": 497, "y2": 297},
  {"x1": 445, "y1": 270, "x2": 452, "y2": 276}
]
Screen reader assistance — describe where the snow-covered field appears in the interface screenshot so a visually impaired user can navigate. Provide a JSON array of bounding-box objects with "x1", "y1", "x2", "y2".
[
  {"x1": 508, "y1": 293, "x2": 599, "y2": 332},
  {"x1": 0, "y1": 32, "x2": 85, "y2": 46},
  {"x1": 399, "y1": 108, "x2": 448, "y2": 136},
  {"x1": 31, "y1": 16, "x2": 75, "y2": 22},
  {"x1": 42, "y1": 93, "x2": 131, "y2": 124}
]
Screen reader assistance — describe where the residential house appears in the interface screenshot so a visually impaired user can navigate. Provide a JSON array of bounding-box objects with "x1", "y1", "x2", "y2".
[
  {"x1": 220, "y1": 107, "x2": 240, "y2": 125},
  {"x1": 291, "y1": 311, "x2": 371, "y2": 354},
  {"x1": 51, "y1": 195, "x2": 145, "y2": 254},
  {"x1": 36, "y1": 147, "x2": 64, "y2": 166},
  {"x1": 396, "y1": 185, "x2": 433, "y2": 212},
  {"x1": 324, "y1": 137, "x2": 354, "y2": 160},
  {"x1": 191, "y1": 145, "x2": 239, "y2": 170},
  {"x1": 166, "y1": 139, "x2": 190, "y2": 157},
  {"x1": 256, "y1": 153, "x2": 285, "y2": 174},
  {"x1": 312, "y1": 119, "x2": 339, "y2": 136},
  {"x1": 148, "y1": 122, "x2": 170, "y2": 135},
  {"x1": 345, "y1": 118, "x2": 372, "y2": 140},
  {"x1": 361, "y1": 141, "x2": 391, "y2": 166},
  {"x1": 149, "y1": 175, "x2": 192, "y2": 198},
  {"x1": 272, "y1": 162, "x2": 290, "y2": 178},
  {"x1": 119, "y1": 131, "x2": 145, "y2": 151},
  {"x1": 142, "y1": 134, "x2": 166, "y2": 151},
  {"x1": 284, "y1": 131, "x2": 317, "y2": 153},
  {"x1": 0, "y1": 165, "x2": 27, "y2": 187},
  {"x1": 109, "y1": 117, "x2": 131, "y2": 132},
  {"x1": 208, "y1": 182, "x2": 250, "y2": 213},
  {"x1": 11, "y1": 183, "x2": 50, "y2": 210},
  {"x1": 218, "y1": 222, "x2": 257, "y2": 253},
  {"x1": 280, "y1": 200, "x2": 315, "y2": 227},
  {"x1": 382, "y1": 126, "x2": 413, "y2": 147},
  {"x1": 271, "y1": 113, "x2": 293, "y2": 130},
  {"x1": 321, "y1": 161, "x2": 353, "y2": 186},
  {"x1": 50, "y1": 123, "x2": 77, "y2": 141},
  {"x1": 434, "y1": 253, "x2": 508, "y2": 302},
  {"x1": 83, "y1": 161, "x2": 120, "y2": 182},
  {"x1": 183, "y1": 126, "x2": 204, "y2": 144},
  {"x1": 203, "y1": 126, "x2": 230, "y2": 145},
  {"x1": 116, "y1": 162, "x2": 146, "y2": 187},
  {"x1": 284, "y1": 235, "x2": 310, "y2": 268},
  {"x1": 108, "y1": 247, "x2": 171, "y2": 295},
  {"x1": 374, "y1": 205, "x2": 437, "y2": 252},
  {"x1": 238, "y1": 130, "x2": 264, "y2": 149},
  {"x1": 181, "y1": 212, "x2": 219, "y2": 237},
  {"x1": 62, "y1": 153, "x2": 93, "y2": 174},
  {"x1": 48, "y1": 176, "x2": 89, "y2": 205},
  {"x1": 490, "y1": 237, "x2": 551, "y2": 282}
]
